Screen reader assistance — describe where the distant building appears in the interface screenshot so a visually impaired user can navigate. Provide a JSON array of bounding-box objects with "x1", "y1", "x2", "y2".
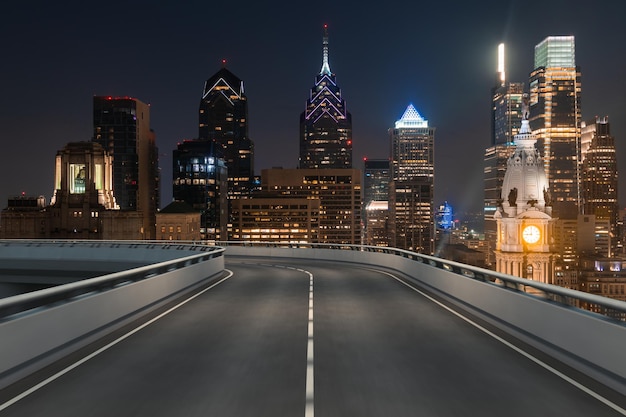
[
  {"x1": 484, "y1": 43, "x2": 524, "y2": 268},
  {"x1": 230, "y1": 197, "x2": 320, "y2": 243},
  {"x1": 0, "y1": 195, "x2": 47, "y2": 239},
  {"x1": 440, "y1": 244, "x2": 486, "y2": 269},
  {"x1": 436, "y1": 201, "x2": 454, "y2": 230},
  {"x1": 261, "y1": 168, "x2": 361, "y2": 244},
  {"x1": 172, "y1": 139, "x2": 228, "y2": 241},
  {"x1": 362, "y1": 159, "x2": 390, "y2": 208},
  {"x1": 578, "y1": 255, "x2": 626, "y2": 320},
  {"x1": 198, "y1": 61, "x2": 254, "y2": 199},
  {"x1": 299, "y1": 25, "x2": 352, "y2": 169},
  {"x1": 529, "y1": 36, "x2": 581, "y2": 220},
  {"x1": 362, "y1": 159, "x2": 390, "y2": 243},
  {"x1": 581, "y1": 116, "x2": 619, "y2": 242},
  {"x1": 389, "y1": 104, "x2": 435, "y2": 253},
  {"x1": 156, "y1": 201, "x2": 201, "y2": 241},
  {"x1": 92, "y1": 96, "x2": 159, "y2": 239},
  {"x1": 1, "y1": 142, "x2": 146, "y2": 240},
  {"x1": 364, "y1": 201, "x2": 389, "y2": 247}
]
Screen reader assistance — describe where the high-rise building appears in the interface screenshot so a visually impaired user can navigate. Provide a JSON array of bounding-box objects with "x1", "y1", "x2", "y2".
[
  {"x1": 172, "y1": 139, "x2": 228, "y2": 241},
  {"x1": 362, "y1": 158, "x2": 390, "y2": 245},
  {"x1": 299, "y1": 25, "x2": 352, "y2": 169},
  {"x1": 529, "y1": 36, "x2": 582, "y2": 220},
  {"x1": 198, "y1": 61, "x2": 254, "y2": 199},
  {"x1": 484, "y1": 44, "x2": 524, "y2": 268},
  {"x1": 389, "y1": 104, "x2": 435, "y2": 253},
  {"x1": 491, "y1": 44, "x2": 525, "y2": 147},
  {"x1": 581, "y1": 116, "x2": 619, "y2": 240},
  {"x1": 261, "y1": 168, "x2": 361, "y2": 244},
  {"x1": 363, "y1": 159, "x2": 390, "y2": 207},
  {"x1": 92, "y1": 96, "x2": 159, "y2": 239},
  {"x1": 230, "y1": 196, "x2": 320, "y2": 243}
]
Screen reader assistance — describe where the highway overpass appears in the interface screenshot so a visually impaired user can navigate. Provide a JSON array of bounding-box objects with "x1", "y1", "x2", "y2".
[{"x1": 0, "y1": 240, "x2": 625, "y2": 416}]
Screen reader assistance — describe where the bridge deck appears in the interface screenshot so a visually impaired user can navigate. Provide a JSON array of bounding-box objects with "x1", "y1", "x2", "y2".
[{"x1": 1, "y1": 258, "x2": 624, "y2": 416}]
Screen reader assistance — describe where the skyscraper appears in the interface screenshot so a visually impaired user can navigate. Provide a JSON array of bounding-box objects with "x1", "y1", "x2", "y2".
[
  {"x1": 299, "y1": 25, "x2": 352, "y2": 169},
  {"x1": 92, "y1": 96, "x2": 159, "y2": 239},
  {"x1": 172, "y1": 139, "x2": 228, "y2": 241},
  {"x1": 529, "y1": 36, "x2": 582, "y2": 219},
  {"x1": 199, "y1": 61, "x2": 254, "y2": 199},
  {"x1": 389, "y1": 104, "x2": 435, "y2": 253},
  {"x1": 484, "y1": 43, "x2": 524, "y2": 268},
  {"x1": 581, "y1": 116, "x2": 619, "y2": 239},
  {"x1": 362, "y1": 159, "x2": 390, "y2": 208},
  {"x1": 362, "y1": 158, "x2": 390, "y2": 246}
]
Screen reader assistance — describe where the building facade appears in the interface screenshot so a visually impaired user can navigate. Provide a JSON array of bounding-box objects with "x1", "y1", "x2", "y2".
[
  {"x1": 529, "y1": 36, "x2": 582, "y2": 220},
  {"x1": 261, "y1": 168, "x2": 361, "y2": 244},
  {"x1": 198, "y1": 62, "x2": 254, "y2": 199},
  {"x1": 92, "y1": 96, "x2": 159, "y2": 239},
  {"x1": 299, "y1": 25, "x2": 352, "y2": 169},
  {"x1": 230, "y1": 197, "x2": 320, "y2": 243},
  {"x1": 581, "y1": 116, "x2": 619, "y2": 241},
  {"x1": 1, "y1": 142, "x2": 147, "y2": 240},
  {"x1": 389, "y1": 104, "x2": 435, "y2": 253},
  {"x1": 156, "y1": 201, "x2": 201, "y2": 241},
  {"x1": 484, "y1": 44, "x2": 525, "y2": 268},
  {"x1": 172, "y1": 139, "x2": 228, "y2": 241}
]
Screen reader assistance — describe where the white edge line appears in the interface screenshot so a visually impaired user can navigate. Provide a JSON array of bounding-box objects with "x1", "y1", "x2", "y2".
[
  {"x1": 0, "y1": 270, "x2": 235, "y2": 413},
  {"x1": 373, "y1": 268, "x2": 626, "y2": 416}
]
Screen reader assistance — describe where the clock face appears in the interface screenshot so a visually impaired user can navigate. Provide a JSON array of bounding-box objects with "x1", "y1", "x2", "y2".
[{"x1": 522, "y1": 225, "x2": 541, "y2": 244}]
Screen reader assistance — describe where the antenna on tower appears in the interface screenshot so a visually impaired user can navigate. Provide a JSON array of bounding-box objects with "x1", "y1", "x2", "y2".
[
  {"x1": 320, "y1": 24, "x2": 332, "y2": 75},
  {"x1": 497, "y1": 43, "x2": 506, "y2": 85}
]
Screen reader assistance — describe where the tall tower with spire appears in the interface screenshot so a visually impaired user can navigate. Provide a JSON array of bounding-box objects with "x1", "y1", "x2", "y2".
[
  {"x1": 494, "y1": 97, "x2": 557, "y2": 284},
  {"x1": 484, "y1": 43, "x2": 524, "y2": 268},
  {"x1": 299, "y1": 24, "x2": 353, "y2": 169}
]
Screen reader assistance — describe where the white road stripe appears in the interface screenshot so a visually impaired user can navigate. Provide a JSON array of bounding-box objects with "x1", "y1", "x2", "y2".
[
  {"x1": 305, "y1": 270, "x2": 315, "y2": 417},
  {"x1": 373, "y1": 268, "x2": 626, "y2": 416},
  {"x1": 249, "y1": 262, "x2": 315, "y2": 417},
  {"x1": 0, "y1": 271, "x2": 234, "y2": 413}
]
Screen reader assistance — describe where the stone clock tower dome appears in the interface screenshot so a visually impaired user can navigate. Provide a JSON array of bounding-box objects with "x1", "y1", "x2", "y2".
[{"x1": 494, "y1": 95, "x2": 557, "y2": 284}]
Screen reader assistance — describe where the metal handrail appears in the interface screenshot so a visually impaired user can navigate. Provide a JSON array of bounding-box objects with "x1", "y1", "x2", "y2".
[
  {"x1": 0, "y1": 241, "x2": 224, "y2": 320},
  {"x1": 213, "y1": 240, "x2": 626, "y2": 322}
]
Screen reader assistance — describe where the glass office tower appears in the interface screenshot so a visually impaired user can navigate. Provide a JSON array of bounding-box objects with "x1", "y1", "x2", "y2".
[
  {"x1": 529, "y1": 36, "x2": 582, "y2": 220},
  {"x1": 581, "y1": 116, "x2": 619, "y2": 238},
  {"x1": 389, "y1": 104, "x2": 435, "y2": 253},
  {"x1": 172, "y1": 139, "x2": 228, "y2": 241},
  {"x1": 92, "y1": 96, "x2": 159, "y2": 239},
  {"x1": 484, "y1": 44, "x2": 524, "y2": 268},
  {"x1": 199, "y1": 62, "x2": 254, "y2": 199}
]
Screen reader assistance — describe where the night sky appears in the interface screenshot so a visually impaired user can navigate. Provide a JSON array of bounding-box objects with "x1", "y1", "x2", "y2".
[{"x1": 1, "y1": 1, "x2": 625, "y2": 221}]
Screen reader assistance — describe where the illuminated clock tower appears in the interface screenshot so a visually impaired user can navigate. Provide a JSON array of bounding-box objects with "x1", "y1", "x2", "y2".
[{"x1": 494, "y1": 95, "x2": 557, "y2": 284}]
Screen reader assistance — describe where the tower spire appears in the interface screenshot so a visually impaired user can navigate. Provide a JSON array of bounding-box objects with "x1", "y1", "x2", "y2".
[{"x1": 320, "y1": 24, "x2": 331, "y2": 75}]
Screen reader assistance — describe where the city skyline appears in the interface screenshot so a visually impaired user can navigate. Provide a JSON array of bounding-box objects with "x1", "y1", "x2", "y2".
[{"x1": 1, "y1": 1, "x2": 625, "y2": 219}]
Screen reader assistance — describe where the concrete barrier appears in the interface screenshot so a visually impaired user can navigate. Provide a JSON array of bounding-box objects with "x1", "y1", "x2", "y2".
[
  {"x1": 225, "y1": 245, "x2": 626, "y2": 394},
  {"x1": 0, "y1": 242, "x2": 224, "y2": 389}
]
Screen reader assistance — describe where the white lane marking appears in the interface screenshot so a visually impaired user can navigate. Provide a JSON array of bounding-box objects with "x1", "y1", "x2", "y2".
[
  {"x1": 258, "y1": 263, "x2": 315, "y2": 417},
  {"x1": 0, "y1": 270, "x2": 235, "y2": 413},
  {"x1": 305, "y1": 270, "x2": 315, "y2": 417},
  {"x1": 372, "y1": 268, "x2": 626, "y2": 416}
]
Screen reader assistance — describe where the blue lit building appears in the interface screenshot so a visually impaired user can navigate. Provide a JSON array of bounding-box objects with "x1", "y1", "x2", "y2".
[
  {"x1": 389, "y1": 104, "x2": 435, "y2": 254},
  {"x1": 437, "y1": 201, "x2": 454, "y2": 230}
]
